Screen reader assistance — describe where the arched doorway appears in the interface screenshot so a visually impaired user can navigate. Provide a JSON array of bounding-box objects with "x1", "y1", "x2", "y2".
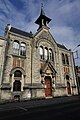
[
  {"x1": 13, "y1": 70, "x2": 22, "y2": 92},
  {"x1": 45, "y1": 76, "x2": 52, "y2": 97},
  {"x1": 66, "y1": 75, "x2": 71, "y2": 95},
  {"x1": 67, "y1": 81, "x2": 71, "y2": 95}
]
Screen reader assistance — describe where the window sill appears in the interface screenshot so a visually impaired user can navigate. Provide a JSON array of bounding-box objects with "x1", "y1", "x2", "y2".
[
  {"x1": 62, "y1": 64, "x2": 69, "y2": 66},
  {"x1": 12, "y1": 54, "x2": 26, "y2": 58}
]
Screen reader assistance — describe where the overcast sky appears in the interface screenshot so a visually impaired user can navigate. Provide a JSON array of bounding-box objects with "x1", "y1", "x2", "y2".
[{"x1": 0, "y1": 0, "x2": 80, "y2": 65}]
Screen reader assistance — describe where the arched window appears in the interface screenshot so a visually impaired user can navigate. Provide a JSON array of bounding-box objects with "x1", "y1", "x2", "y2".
[
  {"x1": 44, "y1": 47, "x2": 48, "y2": 60},
  {"x1": 14, "y1": 70, "x2": 22, "y2": 77},
  {"x1": 40, "y1": 46, "x2": 44, "y2": 60},
  {"x1": 62, "y1": 53, "x2": 65, "y2": 64},
  {"x1": 65, "y1": 54, "x2": 69, "y2": 65},
  {"x1": 13, "y1": 80, "x2": 21, "y2": 91},
  {"x1": 13, "y1": 40, "x2": 19, "y2": 55},
  {"x1": 66, "y1": 75, "x2": 69, "y2": 80},
  {"x1": 49, "y1": 49, "x2": 53, "y2": 61},
  {"x1": 20, "y1": 43, "x2": 26, "y2": 56}
]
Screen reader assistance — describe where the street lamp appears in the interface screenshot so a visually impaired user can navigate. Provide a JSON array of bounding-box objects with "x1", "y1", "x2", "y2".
[
  {"x1": 73, "y1": 44, "x2": 80, "y2": 59},
  {"x1": 73, "y1": 44, "x2": 80, "y2": 51}
]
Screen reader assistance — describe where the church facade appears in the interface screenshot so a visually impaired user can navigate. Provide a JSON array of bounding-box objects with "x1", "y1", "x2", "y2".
[{"x1": 0, "y1": 7, "x2": 77, "y2": 101}]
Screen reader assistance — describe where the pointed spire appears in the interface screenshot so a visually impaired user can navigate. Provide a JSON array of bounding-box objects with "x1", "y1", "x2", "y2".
[{"x1": 35, "y1": 4, "x2": 51, "y2": 31}]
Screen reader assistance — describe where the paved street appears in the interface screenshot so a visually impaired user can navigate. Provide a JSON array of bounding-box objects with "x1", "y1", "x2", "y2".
[{"x1": 0, "y1": 95, "x2": 80, "y2": 120}]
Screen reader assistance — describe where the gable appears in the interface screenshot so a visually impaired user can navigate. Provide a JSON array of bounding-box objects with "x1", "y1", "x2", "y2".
[
  {"x1": 33, "y1": 28, "x2": 57, "y2": 48},
  {"x1": 40, "y1": 61, "x2": 56, "y2": 76}
]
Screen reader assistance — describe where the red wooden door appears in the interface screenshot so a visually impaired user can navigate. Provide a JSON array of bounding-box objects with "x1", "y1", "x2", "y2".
[
  {"x1": 45, "y1": 77, "x2": 52, "y2": 97},
  {"x1": 67, "y1": 81, "x2": 71, "y2": 95}
]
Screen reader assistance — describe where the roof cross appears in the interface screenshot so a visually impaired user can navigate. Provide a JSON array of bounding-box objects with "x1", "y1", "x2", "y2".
[{"x1": 41, "y1": 3, "x2": 43, "y2": 8}]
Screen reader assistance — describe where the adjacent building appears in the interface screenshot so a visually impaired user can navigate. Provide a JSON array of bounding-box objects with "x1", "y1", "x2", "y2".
[
  {"x1": 75, "y1": 66, "x2": 80, "y2": 94},
  {"x1": 0, "y1": 7, "x2": 78, "y2": 102}
]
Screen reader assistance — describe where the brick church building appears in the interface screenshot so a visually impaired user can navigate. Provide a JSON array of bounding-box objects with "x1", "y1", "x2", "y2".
[{"x1": 0, "y1": 7, "x2": 77, "y2": 101}]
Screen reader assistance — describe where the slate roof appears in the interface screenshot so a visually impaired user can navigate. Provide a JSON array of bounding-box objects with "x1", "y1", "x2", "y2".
[
  {"x1": 9, "y1": 27, "x2": 68, "y2": 50},
  {"x1": 0, "y1": 36, "x2": 5, "y2": 40},
  {"x1": 10, "y1": 27, "x2": 33, "y2": 38},
  {"x1": 57, "y1": 43, "x2": 68, "y2": 50}
]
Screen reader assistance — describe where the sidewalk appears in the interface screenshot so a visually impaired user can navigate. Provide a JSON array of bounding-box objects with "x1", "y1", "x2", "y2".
[{"x1": 0, "y1": 95, "x2": 80, "y2": 112}]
